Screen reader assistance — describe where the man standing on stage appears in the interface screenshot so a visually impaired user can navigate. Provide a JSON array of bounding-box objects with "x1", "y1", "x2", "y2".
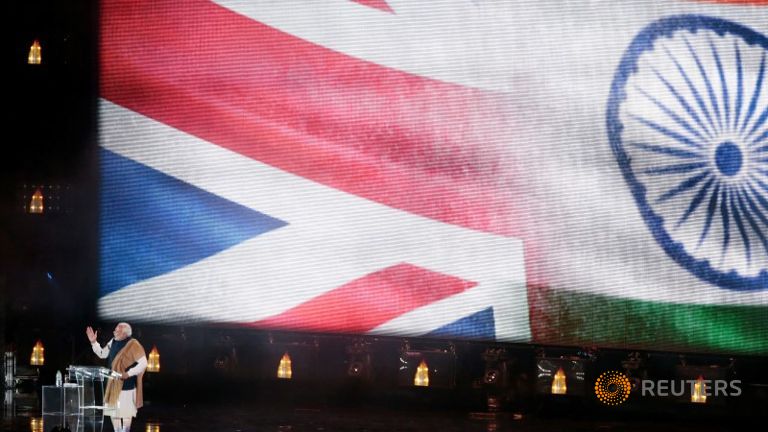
[{"x1": 87, "y1": 323, "x2": 147, "y2": 432}]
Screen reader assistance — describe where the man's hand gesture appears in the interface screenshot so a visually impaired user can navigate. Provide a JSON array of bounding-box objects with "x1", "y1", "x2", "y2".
[{"x1": 86, "y1": 326, "x2": 98, "y2": 344}]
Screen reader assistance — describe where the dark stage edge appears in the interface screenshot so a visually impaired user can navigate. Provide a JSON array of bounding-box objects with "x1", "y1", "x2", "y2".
[{"x1": 1, "y1": 401, "x2": 753, "y2": 432}]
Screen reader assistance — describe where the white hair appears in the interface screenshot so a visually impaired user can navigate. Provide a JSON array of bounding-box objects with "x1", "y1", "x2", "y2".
[{"x1": 118, "y1": 322, "x2": 132, "y2": 337}]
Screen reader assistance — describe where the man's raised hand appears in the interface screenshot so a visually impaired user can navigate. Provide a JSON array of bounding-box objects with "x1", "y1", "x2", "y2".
[{"x1": 86, "y1": 326, "x2": 98, "y2": 343}]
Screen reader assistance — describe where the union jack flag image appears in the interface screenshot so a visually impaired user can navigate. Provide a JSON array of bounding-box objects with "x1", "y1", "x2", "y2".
[{"x1": 98, "y1": 0, "x2": 529, "y2": 342}]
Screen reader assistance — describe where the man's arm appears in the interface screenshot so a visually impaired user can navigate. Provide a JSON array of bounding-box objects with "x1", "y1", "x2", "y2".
[
  {"x1": 91, "y1": 339, "x2": 112, "y2": 359},
  {"x1": 126, "y1": 356, "x2": 148, "y2": 377}
]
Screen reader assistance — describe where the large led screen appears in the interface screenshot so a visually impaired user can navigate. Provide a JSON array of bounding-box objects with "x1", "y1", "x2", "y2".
[{"x1": 99, "y1": 0, "x2": 768, "y2": 354}]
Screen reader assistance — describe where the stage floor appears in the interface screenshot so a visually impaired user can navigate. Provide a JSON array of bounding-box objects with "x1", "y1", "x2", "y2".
[{"x1": 1, "y1": 398, "x2": 747, "y2": 432}]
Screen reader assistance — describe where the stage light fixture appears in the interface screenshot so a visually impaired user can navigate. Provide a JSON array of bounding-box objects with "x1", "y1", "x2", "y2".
[
  {"x1": 28, "y1": 40, "x2": 41, "y2": 65},
  {"x1": 30, "y1": 340, "x2": 44, "y2": 366},
  {"x1": 481, "y1": 347, "x2": 512, "y2": 388},
  {"x1": 345, "y1": 339, "x2": 371, "y2": 379},
  {"x1": 484, "y1": 368, "x2": 500, "y2": 385},
  {"x1": 347, "y1": 361, "x2": 363, "y2": 377}
]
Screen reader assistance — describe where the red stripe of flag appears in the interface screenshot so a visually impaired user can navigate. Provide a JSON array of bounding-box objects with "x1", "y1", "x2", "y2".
[
  {"x1": 251, "y1": 263, "x2": 477, "y2": 333},
  {"x1": 351, "y1": 0, "x2": 395, "y2": 13}
]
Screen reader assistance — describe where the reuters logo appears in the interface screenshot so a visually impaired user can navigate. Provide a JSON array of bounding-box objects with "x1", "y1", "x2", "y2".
[{"x1": 594, "y1": 371, "x2": 631, "y2": 406}]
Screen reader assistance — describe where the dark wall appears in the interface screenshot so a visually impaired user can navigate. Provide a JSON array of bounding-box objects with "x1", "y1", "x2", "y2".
[{"x1": 1, "y1": 0, "x2": 99, "y2": 377}]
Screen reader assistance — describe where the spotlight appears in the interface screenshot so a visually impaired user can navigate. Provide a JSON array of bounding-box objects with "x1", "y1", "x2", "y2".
[
  {"x1": 345, "y1": 339, "x2": 371, "y2": 379},
  {"x1": 481, "y1": 347, "x2": 510, "y2": 388},
  {"x1": 484, "y1": 368, "x2": 500, "y2": 385},
  {"x1": 347, "y1": 361, "x2": 364, "y2": 377}
]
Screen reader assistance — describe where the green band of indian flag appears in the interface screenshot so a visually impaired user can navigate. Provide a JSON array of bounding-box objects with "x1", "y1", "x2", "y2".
[{"x1": 531, "y1": 289, "x2": 768, "y2": 355}]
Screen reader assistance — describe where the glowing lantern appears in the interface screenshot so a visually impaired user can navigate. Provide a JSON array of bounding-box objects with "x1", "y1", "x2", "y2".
[
  {"x1": 691, "y1": 375, "x2": 707, "y2": 404},
  {"x1": 30, "y1": 340, "x2": 44, "y2": 366},
  {"x1": 414, "y1": 359, "x2": 429, "y2": 387},
  {"x1": 147, "y1": 346, "x2": 160, "y2": 372},
  {"x1": 30, "y1": 417, "x2": 44, "y2": 432},
  {"x1": 28, "y1": 40, "x2": 42, "y2": 65},
  {"x1": 277, "y1": 353, "x2": 292, "y2": 379},
  {"x1": 551, "y1": 368, "x2": 567, "y2": 395},
  {"x1": 145, "y1": 423, "x2": 161, "y2": 432},
  {"x1": 29, "y1": 189, "x2": 44, "y2": 214}
]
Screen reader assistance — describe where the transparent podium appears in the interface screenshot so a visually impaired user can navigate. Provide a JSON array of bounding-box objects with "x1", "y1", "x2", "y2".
[
  {"x1": 67, "y1": 365, "x2": 119, "y2": 411},
  {"x1": 39, "y1": 366, "x2": 118, "y2": 432}
]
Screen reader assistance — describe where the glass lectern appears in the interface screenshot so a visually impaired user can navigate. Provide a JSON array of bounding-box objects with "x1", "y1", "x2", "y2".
[
  {"x1": 38, "y1": 366, "x2": 119, "y2": 431},
  {"x1": 67, "y1": 365, "x2": 120, "y2": 411}
]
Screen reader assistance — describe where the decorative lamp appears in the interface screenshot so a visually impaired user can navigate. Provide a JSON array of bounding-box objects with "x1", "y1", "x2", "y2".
[
  {"x1": 551, "y1": 367, "x2": 567, "y2": 395},
  {"x1": 147, "y1": 346, "x2": 160, "y2": 372},
  {"x1": 277, "y1": 353, "x2": 292, "y2": 379},
  {"x1": 29, "y1": 189, "x2": 44, "y2": 214},
  {"x1": 691, "y1": 375, "x2": 707, "y2": 404},
  {"x1": 28, "y1": 40, "x2": 42, "y2": 65},
  {"x1": 30, "y1": 340, "x2": 44, "y2": 366},
  {"x1": 414, "y1": 359, "x2": 429, "y2": 387}
]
